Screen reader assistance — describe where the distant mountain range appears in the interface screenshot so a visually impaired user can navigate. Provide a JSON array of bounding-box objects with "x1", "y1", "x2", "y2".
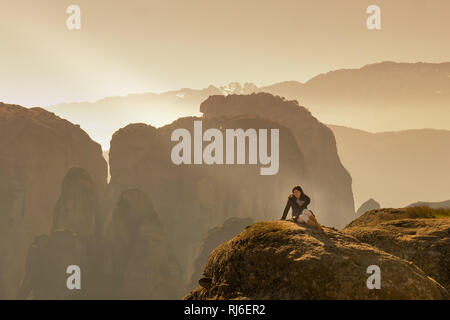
[
  {"x1": 329, "y1": 125, "x2": 450, "y2": 208},
  {"x1": 45, "y1": 61, "x2": 450, "y2": 149}
]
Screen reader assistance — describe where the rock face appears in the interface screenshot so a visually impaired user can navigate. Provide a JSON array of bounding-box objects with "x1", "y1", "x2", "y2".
[
  {"x1": 200, "y1": 93, "x2": 355, "y2": 228},
  {"x1": 17, "y1": 167, "x2": 101, "y2": 299},
  {"x1": 344, "y1": 208, "x2": 450, "y2": 291},
  {"x1": 52, "y1": 167, "x2": 100, "y2": 237},
  {"x1": 17, "y1": 230, "x2": 96, "y2": 300},
  {"x1": 0, "y1": 103, "x2": 107, "y2": 299},
  {"x1": 184, "y1": 221, "x2": 448, "y2": 300},
  {"x1": 103, "y1": 189, "x2": 183, "y2": 299},
  {"x1": 106, "y1": 93, "x2": 355, "y2": 288},
  {"x1": 188, "y1": 217, "x2": 254, "y2": 291},
  {"x1": 357, "y1": 199, "x2": 381, "y2": 216}
]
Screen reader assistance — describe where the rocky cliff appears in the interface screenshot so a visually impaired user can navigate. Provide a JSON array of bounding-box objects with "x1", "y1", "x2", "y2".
[
  {"x1": 184, "y1": 220, "x2": 448, "y2": 300},
  {"x1": 0, "y1": 103, "x2": 107, "y2": 299},
  {"x1": 17, "y1": 170, "x2": 183, "y2": 299},
  {"x1": 106, "y1": 93, "x2": 355, "y2": 289},
  {"x1": 356, "y1": 199, "x2": 381, "y2": 216},
  {"x1": 329, "y1": 125, "x2": 450, "y2": 208},
  {"x1": 103, "y1": 188, "x2": 183, "y2": 299},
  {"x1": 17, "y1": 167, "x2": 101, "y2": 299},
  {"x1": 344, "y1": 208, "x2": 450, "y2": 291},
  {"x1": 200, "y1": 93, "x2": 355, "y2": 227},
  {"x1": 188, "y1": 217, "x2": 254, "y2": 292}
]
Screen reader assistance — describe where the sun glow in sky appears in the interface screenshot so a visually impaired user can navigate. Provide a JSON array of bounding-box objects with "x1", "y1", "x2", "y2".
[{"x1": 0, "y1": 0, "x2": 449, "y2": 107}]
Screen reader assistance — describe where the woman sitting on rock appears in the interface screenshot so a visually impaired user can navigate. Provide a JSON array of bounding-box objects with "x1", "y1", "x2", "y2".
[{"x1": 280, "y1": 185, "x2": 323, "y2": 231}]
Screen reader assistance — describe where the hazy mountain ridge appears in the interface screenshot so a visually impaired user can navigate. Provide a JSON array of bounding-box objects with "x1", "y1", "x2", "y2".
[
  {"x1": 45, "y1": 61, "x2": 450, "y2": 149},
  {"x1": 329, "y1": 124, "x2": 450, "y2": 208}
]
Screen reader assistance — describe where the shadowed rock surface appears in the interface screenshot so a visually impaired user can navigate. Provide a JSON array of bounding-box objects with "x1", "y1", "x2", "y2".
[
  {"x1": 344, "y1": 208, "x2": 450, "y2": 291},
  {"x1": 17, "y1": 230, "x2": 96, "y2": 300},
  {"x1": 188, "y1": 217, "x2": 254, "y2": 291},
  {"x1": 104, "y1": 189, "x2": 183, "y2": 299},
  {"x1": 106, "y1": 93, "x2": 355, "y2": 288},
  {"x1": 17, "y1": 167, "x2": 101, "y2": 299},
  {"x1": 200, "y1": 93, "x2": 355, "y2": 228},
  {"x1": 184, "y1": 220, "x2": 448, "y2": 300},
  {"x1": 356, "y1": 199, "x2": 381, "y2": 216},
  {"x1": 52, "y1": 167, "x2": 100, "y2": 237},
  {"x1": 0, "y1": 103, "x2": 107, "y2": 299}
]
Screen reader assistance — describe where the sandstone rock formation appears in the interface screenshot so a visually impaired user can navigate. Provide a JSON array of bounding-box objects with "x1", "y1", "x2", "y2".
[
  {"x1": 52, "y1": 167, "x2": 100, "y2": 237},
  {"x1": 17, "y1": 230, "x2": 96, "y2": 300},
  {"x1": 356, "y1": 199, "x2": 381, "y2": 216},
  {"x1": 17, "y1": 167, "x2": 101, "y2": 299},
  {"x1": 185, "y1": 220, "x2": 448, "y2": 300},
  {"x1": 188, "y1": 217, "x2": 254, "y2": 291},
  {"x1": 0, "y1": 103, "x2": 107, "y2": 299},
  {"x1": 344, "y1": 208, "x2": 450, "y2": 291},
  {"x1": 106, "y1": 93, "x2": 355, "y2": 288},
  {"x1": 103, "y1": 189, "x2": 183, "y2": 299},
  {"x1": 200, "y1": 93, "x2": 355, "y2": 227}
]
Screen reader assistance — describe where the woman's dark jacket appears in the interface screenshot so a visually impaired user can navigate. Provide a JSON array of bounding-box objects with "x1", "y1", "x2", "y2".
[{"x1": 281, "y1": 194, "x2": 311, "y2": 220}]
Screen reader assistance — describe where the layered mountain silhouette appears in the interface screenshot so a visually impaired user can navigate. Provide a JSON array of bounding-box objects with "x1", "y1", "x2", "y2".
[
  {"x1": 45, "y1": 62, "x2": 450, "y2": 149},
  {"x1": 329, "y1": 125, "x2": 450, "y2": 208},
  {"x1": 1, "y1": 96, "x2": 449, "y2": 299},
  {"x1": 1, "y1": 95, "x2": 355, "y2": 299}
]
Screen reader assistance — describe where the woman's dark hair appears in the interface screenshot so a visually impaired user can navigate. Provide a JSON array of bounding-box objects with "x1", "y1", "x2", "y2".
[{"x1": 292, "y1": 185, "x2": 304, "y2": 194}]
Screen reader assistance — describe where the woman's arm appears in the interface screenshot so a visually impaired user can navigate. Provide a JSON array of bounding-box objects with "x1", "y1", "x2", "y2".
[
  {"x1": 280, "y1": 198, "x2": 291, "y2": 220},
  {"x1": 304, "y1": 195, "x2": 311, "y2": 207}
]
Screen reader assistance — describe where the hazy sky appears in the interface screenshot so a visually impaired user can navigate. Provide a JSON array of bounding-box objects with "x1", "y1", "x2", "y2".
[{"x1": 1, "y1": 0, "x2": 449, "y2": 107}]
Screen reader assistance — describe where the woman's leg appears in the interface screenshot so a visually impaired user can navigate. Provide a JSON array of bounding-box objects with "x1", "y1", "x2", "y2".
[
  {"x1": 303, "y1": 209, "x2": 323, "y2": 231},
  {"x1": 308, "y1": 215, "x2": 323, "y2": 231}
]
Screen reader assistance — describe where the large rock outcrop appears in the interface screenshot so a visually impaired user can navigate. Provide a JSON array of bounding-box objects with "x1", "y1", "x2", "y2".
[
  {"x1": 17, "y1": 167, "x2": 102, "y2": 299},
  {"x1": 184, "y1": 221, "x2": 448, "y2": 300},
  {"x1": 106, "y1": 93, "x2": 355, "y2": 288},
  {"x1": 344, "y1": 208, "x2": 450, "y2": 291},
  {"x1": 356, "y1": 199, "x2": 381, "y2": 216},
  {"x1": 0, "y1": 103, "x2": 107, "y2": 299},
  {"x1": 188, "y1": 217, "x2": 254, "y2": 292},
  {"x1": 103, "y1": 189, "x2": 183, "y2": 299},
  {"x1": 200, "y1": 93, "x2": 355, "y2": 227}
]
